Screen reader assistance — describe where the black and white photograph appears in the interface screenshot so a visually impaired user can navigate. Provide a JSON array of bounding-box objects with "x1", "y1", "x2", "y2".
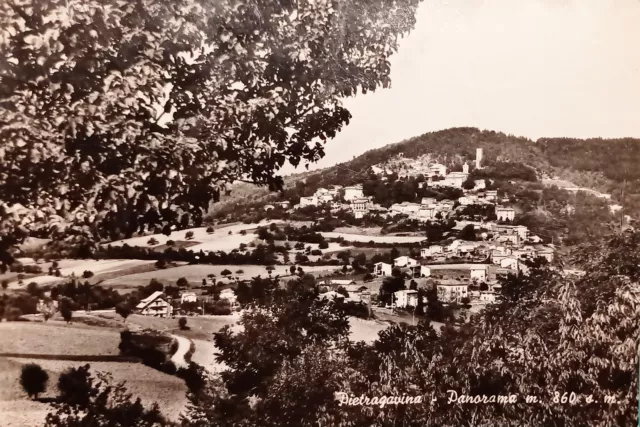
[{"x1": 0, "y1": 0, "x2": 639, "y2": 426}]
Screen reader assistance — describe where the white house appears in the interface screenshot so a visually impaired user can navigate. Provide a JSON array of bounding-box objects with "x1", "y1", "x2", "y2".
[
  {"x1": 220, "y1": 288, "x2": 238, "y2": 305},
  {"x1": 485, "y1": 190, "x2": 498, "y2": 201},
  {"x1": 180, "y1": 292, "x2": 198, "y2": 304},
  {"x1": 299, "y1": 196, "x2": 319, "y2": 207},
  {"x1": 416, "y1": 207, "x2": 436, "y2": 220},
  {"x1": 421, "y1": 245, "x2": 444, "y2": 257},
  {"x1": 495, "y1": 206, "x2": 515, "y2": 221},
  {"x1": 374, "y1": 262, "x2": 393, "y2": 276},
  {"x1": 390, "y1": 202, "x2": 421, "y2": 215},
  {"x1": 351, "y1": 197, "x2": 370, "y2": 219},
  {"x1": 469, "y1": 265, "x2": 488, "y2": 282},
  {"x1": 344, "y1": 186, "x2": 364, "y2": 201},
  {"x1": 421, "y1": 197, "x2": 437, "y2": 206},
  {"x1": 429, "y1": 163, "x2": 447, "y2": 176},
  {"x1": 393, "y1": 256, "x2": 418, "y2": 268},
  {"x1": 437, "y1": 283, "x2": 469, "y2": 303},
  {"x1": 136, "y1": 291, "x2": 173, "y2": 317},
  {"x1": 420, "y1": 266, "x2": 432, "y2": 277},
  {"x1": 474, "y1": 180, "x2": 486, "y2": 190},
  {"x1": 393, "y1": 289, "x2": 419, "y2": 308},
  {"x1": 500, "y1": 257, "x2": 519, "y2": 270},
  {"x1": 458, "y1": 196, "x2": 476, "y2": 206}
]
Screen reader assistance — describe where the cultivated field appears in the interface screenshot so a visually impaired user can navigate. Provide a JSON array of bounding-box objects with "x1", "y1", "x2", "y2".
[
  {"x1": 0, "y1": 322, "x2": 121, "y2": 356},
  {"x1": 102, "y1": 264, "x2": 338, "y2": 288},
  {"x1": 0, "y1": 357, "x2": 188, "y2": 427},
  {"x1": 96, "y1": 313, "x2": 242, "y2": 341},
  {"x1": 321, "y1": 232, "x2": 427, "y2": 244},
  {"x1": 106, "y1": 220, "x2": 283, "y2": 251}
]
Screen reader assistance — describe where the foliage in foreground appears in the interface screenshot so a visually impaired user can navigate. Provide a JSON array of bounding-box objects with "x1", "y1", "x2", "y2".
[{"x1": 43, "y1": 231, "x2": 640, "y2": 427}]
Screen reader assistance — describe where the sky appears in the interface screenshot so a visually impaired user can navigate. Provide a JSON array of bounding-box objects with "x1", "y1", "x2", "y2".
[{"x1": 283, "y1": 0, "x2": 640, "y2": 175}]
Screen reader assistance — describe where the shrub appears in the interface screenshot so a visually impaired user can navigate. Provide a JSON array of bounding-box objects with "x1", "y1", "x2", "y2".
[
  {"x1": 166, "y1": 240, "x2": 175, "y2": 246},
  {"x1": 177, "y1": 277, "x2": 189, "y2": 287},
  {"x1": 155, "y1": 259, "x2": 167, "y2": 269},
  {"x1": 363, "y1": 272, "x2": 374, "y2": 282},
  {"x1": 220, "y1": 269, "x2": 232, "y2": 277},
  {"x1": 20, "y1": 363, "x2": 48, "y2": 399},
  {"x1": 6, "y1": 307, "x2": 22, "y2": 321},
  {"x1": 147, "y1": 237, "x2": 159, "y2": 246},
  {"x1": 206, "y1": 226, "x2": 214, "y2": 234},
  {"x1": 1, "y1": 279, "x2": 7, "y2": 290},
  {"x1": 58, "y1": 364, "x2": 94, "y2": 407},
  {"x1": 26, "y1": 282, "x2": 40, "y2": 296},
  {"x1": 239, "y1": 230, "x2": 246, "y2": 235},
  {"x1": 185, "y1": 231, "x2": 194, "y2": 240},
  {"x1": 310, "y1": 249, "x2": 322, "y2": 256},
  {"x1": 82, "y1": 270, "x2": 94, "y2": 279},
  {"x1": 115, "y1": 303, "x2": 132, "y2": 320},
  {"x1": 318, "y1": 241, "x2": 329, "y2": 250},
  {"x1": 178, "y1": 317, "x2": 187, "y2": 330},
  {"x1": 23, "y1": 265, "x2": 42, "y2": 274}
]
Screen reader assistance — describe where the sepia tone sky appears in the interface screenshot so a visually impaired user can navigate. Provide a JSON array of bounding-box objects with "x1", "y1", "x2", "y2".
[{"x1": 283, "y1": 0, "x2": 640, "y2": 174}]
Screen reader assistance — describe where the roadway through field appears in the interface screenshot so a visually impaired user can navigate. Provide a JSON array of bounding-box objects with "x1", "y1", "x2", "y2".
[{"x1": 169, "y1": 334, "x2": 192, "y2": 368}]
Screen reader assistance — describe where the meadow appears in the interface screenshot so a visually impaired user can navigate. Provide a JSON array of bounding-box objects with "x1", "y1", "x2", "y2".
[
  {"x1": 321, "y1": 232, "x2": 427, "y2": 244},
  {"x1": 102, "y1": 264, "x2": 338, "y2": 288}
]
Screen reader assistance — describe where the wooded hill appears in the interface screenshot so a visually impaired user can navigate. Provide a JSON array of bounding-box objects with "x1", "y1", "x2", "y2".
[{"x1": 212, "y1": 127, "x2": 640, "y2": 216}]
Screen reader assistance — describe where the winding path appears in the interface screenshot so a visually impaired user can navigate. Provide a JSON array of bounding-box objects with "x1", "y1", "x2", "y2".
[{"x1": 169, "y1": 334, "x2": 192, "y2": 368}]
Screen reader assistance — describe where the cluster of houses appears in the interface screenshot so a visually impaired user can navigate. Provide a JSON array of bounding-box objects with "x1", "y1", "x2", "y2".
[
  {"x1": 369, "y1": 220, "x2": 554, "y2": 308},
  {"x1": 133, "y1": 288, "x2": 238, "y2": 317}
]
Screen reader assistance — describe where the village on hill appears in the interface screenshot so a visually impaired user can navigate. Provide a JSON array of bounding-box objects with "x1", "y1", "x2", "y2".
[{"x1": 0, "y1": 144, "x2": 626, "y2": 426}]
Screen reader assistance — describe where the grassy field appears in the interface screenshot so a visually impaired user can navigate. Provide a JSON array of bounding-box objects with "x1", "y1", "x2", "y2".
[
  {"x1": 0, "y1": 357, "x2": 188, "y2": 427},
  {"x1": 96, "y1": 313, "x2": 241, "y2": 341},
  {"x1": 0, "y1": 322, "x2": 121, "y2": 356},
  {"x1": 348, "y1": 317, "x2": 391, "y2": 343},
  {"x1": 106, "y1": 220, "x2": 283, "y2": 251},
  {"x1": 102, "y1": 264, "x2": 338, "y2": 288},
  {"x1": 321, "y1": 232, "x2": 427, "y2": 244}
]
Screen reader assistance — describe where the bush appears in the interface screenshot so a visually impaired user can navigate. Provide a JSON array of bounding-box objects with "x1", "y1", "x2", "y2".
[
  {"x1": 236, "y1": 269, "x2": 244, "y2": 274},
  {"x1": 185, "y1": 231, "x2": 194, "y2": 240},
  {"x1": 58, "y1": 364, "x2": 93, "y2": 407},
  {"x1": 178, "y1": 317, "x2": 188, "y2": 330},
  {"x1": 206, "y1": 226, "x2": 214, "y2": 234},
  {"x1": 23, "y1": 265, "x2": 42, "y2": 274},
  {"x1": 115, "y1": 303, "x2": 132, "y2": 320},
  {"x1": 336, "y1": 286, "x2": 349, "y2": 298},
  {"x1": 239, "y1": 230, "x2": 246, "y2": 235},
  {"x1": 26, "y1": 282, "x2": 40, "y2": 297},
  {"x1": 176, "y1": 277, "x2": 189, "y2": 288},
  {"x1": 20, "y1": 363, "x2": 49, "y2": 399},
  {"x1": 82, "y1": 270, "x2": 94, "y2": 279},
  {"x1": 1, "y1": 279, "x2": 7, "y2": 290},
  {"x1": 363, "y1": 272, "x2": 374, "y2": 282},
  {"x1": 318, "y1": 241, "x2": 329, "y2": 250},
  {"x1": 166, "y1": 240, "x2": 175, "y2": 246},
  {"x1": 147, "y1": 237, "x2": 159, "y2": 246},
  {"x1": 155, "y1": 259, "x2": 167, "y2": 269},
  {"x1": 220, "y1": 269, "x2": 232, "y2": 276},
  {"x1": 6, "y1": 307, "x2": 22, "y2": 321},
  {"x1": 310, "y1": 249, "x2": 322, "y2": 256}
]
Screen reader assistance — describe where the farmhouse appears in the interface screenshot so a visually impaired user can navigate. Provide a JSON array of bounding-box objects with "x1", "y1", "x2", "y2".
[
  {"x1": 374, "y1": 262, "x2": 392, "y2": 276},
  {"x1": 136, "y1": 291, "x2": 173, "y2": 317},
  {"x1": 393, "y1": 256, "x2": 418, "y2": 268}
]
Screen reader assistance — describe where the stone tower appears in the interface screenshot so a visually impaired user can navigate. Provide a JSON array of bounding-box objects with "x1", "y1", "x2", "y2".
[{"x1": 475, "y1": 148, "x2": 483, "y2": 169}]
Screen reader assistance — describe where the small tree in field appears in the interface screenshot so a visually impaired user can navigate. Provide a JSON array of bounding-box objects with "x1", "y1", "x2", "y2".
[
  {"x1": 206, "y1": 227, "x2": 214, "y2": 234},
  {"x1": 115, "y1": 303, "x2": 132, "y2": 321},
  {"x1": 185, "y1": 231, "x2": 195, "y2": 240},
  {"x1": 178, "y1": 317, "x2": 188, "y2": 330},
  {"x1": 147, "y1": 237, "x2": 159, "y2": 246},
  {"x1": 21, "y1": 363, "x2": 48, "y2": 400},
  {"x1": 58, "y1": 364, "x2": 95, "y2": 407},
  {"x1": 1, "y1": 279, "x2": 8, "y2": 291}
]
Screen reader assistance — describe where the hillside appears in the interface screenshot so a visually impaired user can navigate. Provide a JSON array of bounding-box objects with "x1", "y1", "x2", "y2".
[{"x1": 211, "y1": 127, "x2": 640, "y2": 217}]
